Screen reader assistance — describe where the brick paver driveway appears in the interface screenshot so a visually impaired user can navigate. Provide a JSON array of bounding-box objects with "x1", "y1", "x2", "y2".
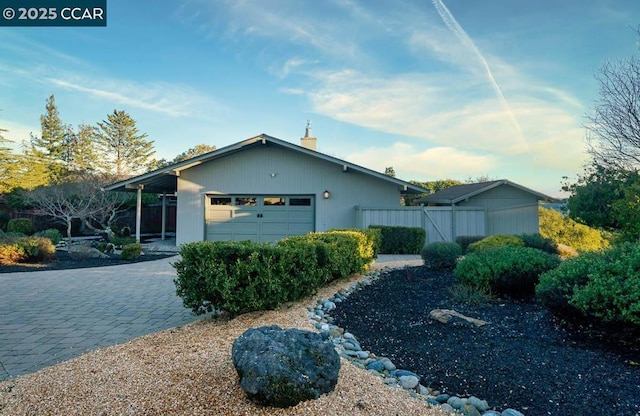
[{"x1": 0, "y1": 256, "x2": 203, "y2": 380}]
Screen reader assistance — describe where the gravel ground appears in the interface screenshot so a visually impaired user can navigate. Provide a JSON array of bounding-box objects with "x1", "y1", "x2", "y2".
[
  {"x1": 331, "y1": 266, "x2": 640, "y2": 416},
  {"x1": 0, "y1": 261, "x2": 449, "y2": 416}
]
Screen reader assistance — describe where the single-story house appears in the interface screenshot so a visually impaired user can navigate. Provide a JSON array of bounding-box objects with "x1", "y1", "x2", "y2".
[
  {"x1": 414, "y1": 179, "x2": 557, "y2": 242},
  {"x1": 104, "y1": 131, "x2": 427, "y2": 245}
]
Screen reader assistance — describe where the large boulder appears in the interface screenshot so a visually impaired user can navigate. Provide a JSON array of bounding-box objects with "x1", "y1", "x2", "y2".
[{"x1": 231, "y1": 325, "x2": 340, "y2": 408}]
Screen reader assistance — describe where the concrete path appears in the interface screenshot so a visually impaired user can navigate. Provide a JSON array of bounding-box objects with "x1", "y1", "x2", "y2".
[{"x1": 0, "y1": 254, "x2": 422, "y2": 380}]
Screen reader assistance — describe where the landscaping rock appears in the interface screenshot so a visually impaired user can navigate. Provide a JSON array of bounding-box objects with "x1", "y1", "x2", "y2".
[
  {"x1": 428, "y1": 308, "x2": 489, "y2": 327},
  {"x1": 231, "y1": 325, "x2": 340, "y2": 408}
]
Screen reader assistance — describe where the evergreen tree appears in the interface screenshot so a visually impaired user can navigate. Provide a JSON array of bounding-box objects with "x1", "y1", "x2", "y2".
[
  {"x1": 30, "y1": 95, "x2": 66, "y2": 181},
  {"x1": 95, "y1": 110, "x2": 155, "y2": 178},
  {"x1": 384, "y1": 166, "x2": 396, "y2": 177},
  {"x1": 63, "y1": 124, "x2": 101, "y2": 174},
  {"x1": 0, "y1": 110, "x2": 15, "y2": 193}
]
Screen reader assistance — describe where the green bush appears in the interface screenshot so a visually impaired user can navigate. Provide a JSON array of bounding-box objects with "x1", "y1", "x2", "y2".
[
  {"x1": 174, "y1": 240, "x2": 320, "y2": 316},
  {"x1": 34, "y1": 229, "x2": 63, "y2": 245},
  {"x1": 468, "y1": 234, "x2": 524, "y2": 252},
  {"x1": 7, "y1": 218, "x2": 33, "y2": 235},
  {"x1": 110, "y1": 235, "x2": 137, "y2": 247},
  {"x1": 368, "y1": 225, "x2": 425, "y2": 254},
  {"x1": 448, "y1": 283, "x2": 493, "y2": 304},
  {"x1": 539, "y1": 207, "x2": 609, "y2": 252},
  {"x1": 455, "y1": 246, "x2": 561, "y2": 298},
  {"x1": 421, "y1": 241, "x2": 462, "y2": 270},
  {"x1": 517, "y1": 233, "x2": 559, "y2": 255},
  {"x1": 174, "y1": 231, "x2": 373, "y2": 316},
  {"x1": 121, "y1": 243, "x2": 142, "y2": 260},
  {"x1": 455, "y1": 235, "x2": 484, "y2": 253},
  {"x1": 537, "y1": 243, "x2": 640, "y2": 326}
]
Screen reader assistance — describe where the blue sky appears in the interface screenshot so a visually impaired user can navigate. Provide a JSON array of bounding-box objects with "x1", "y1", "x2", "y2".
[{"x1": 1, "y1": 0, "x2": 639, "y2": 197}]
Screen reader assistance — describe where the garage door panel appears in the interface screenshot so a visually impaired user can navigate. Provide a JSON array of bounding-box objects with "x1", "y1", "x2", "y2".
[{"x1": 205, "y1": 195, "x2": 314, "y2": 242}]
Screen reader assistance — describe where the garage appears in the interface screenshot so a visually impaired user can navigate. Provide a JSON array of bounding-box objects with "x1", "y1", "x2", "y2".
[{"x1": 205, "y1": 195, "x2": 315, "y2": 242}]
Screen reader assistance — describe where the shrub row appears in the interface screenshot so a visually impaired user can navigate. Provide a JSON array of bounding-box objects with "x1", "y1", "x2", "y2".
[
  {"x1": 368, "y1": 225, "x2": 425, "y2": 254},
  {"x1": 537, "y1": 243, "x2": 640, "y2": 326},
  {"x1": 173, "y1": 230, "x2": 375, "y2": 316}
]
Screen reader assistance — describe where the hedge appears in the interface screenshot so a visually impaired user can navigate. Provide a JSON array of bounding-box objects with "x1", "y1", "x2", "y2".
[
  {"x1": 173, "y1": 230, "x2": 375, "y2": 316},
  {"x1": 368, "y1": 225, "x2": 425, "y2": 254}
]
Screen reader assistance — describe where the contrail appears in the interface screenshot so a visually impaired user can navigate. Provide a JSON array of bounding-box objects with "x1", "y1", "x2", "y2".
[{"x1": 432, "y1": 0, "x2": 526, "y2": 147}]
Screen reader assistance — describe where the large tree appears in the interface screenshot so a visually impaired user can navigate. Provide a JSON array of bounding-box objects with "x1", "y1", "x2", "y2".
[
  {"x1": 585, "y1": 39, "x2": 640, "y2": 170},
  {"x1": 63, "y1": 124, "x2": 101, "y2": 174},
  {"x1": 152, "y1": 143, "x2": 217, "y2": 169},
  {"x1": 0, "y1": 110, "x2": 15, "y2": 193},
  {"x1": 95, "y1": 110, "x2": 155, "y2": 178},
  {"x1": 30, "y1": 95, "x2": 67, "y2": 181}
]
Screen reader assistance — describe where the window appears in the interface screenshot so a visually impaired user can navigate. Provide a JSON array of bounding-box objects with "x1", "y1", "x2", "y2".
[
  {"x1": 264, "y1": 197, "x2": 286, "y2": 206},
  {"x1": 210, "y1": 197, "x2": 232, "y2": 205},
  {"x1": 290, "y1": 197, "x2": 311, "y2": 206},
  {"x1": 235, "y1": 197, "x2": 257, "y2": 206}
]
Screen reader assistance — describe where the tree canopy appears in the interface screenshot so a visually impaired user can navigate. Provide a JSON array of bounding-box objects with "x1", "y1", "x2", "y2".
[{"x1": 95, "y1": 110, "x2": 155, "y2": 178}]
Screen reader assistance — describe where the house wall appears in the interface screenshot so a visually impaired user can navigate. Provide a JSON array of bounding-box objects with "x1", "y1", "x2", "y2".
[
  {"x1": 457, "y1": 185, "x2": 540, "y2": 235},
  {"x1": 176, "y1": 143, "x2": 403, "y2": 245}
]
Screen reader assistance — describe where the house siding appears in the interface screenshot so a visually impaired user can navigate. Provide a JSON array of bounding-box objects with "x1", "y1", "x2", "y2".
[
  {"x1": 457, "y1": 185, "x2": 540, "y2": 235},
  {"x1": 176, "y1": 144, "x2": 402, "y2": 245}
]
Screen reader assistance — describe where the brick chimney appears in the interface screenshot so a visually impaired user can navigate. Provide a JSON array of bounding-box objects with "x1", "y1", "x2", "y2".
[{"x1": 300, "y1": 120, "x2": 317, "y2": 151}]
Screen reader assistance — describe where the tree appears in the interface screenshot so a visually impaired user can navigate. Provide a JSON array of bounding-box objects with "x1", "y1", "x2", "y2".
[
  {"x1": 26, "y1": 180, "x2": 100, "y2": 240},
  {"x1": 585, "y1": 34, "x2": 640, "y2": 170},
  {"x1": 384, "y1": 166, "x2": 396, "y2": 177},
  {"x1": 63, "y1": 124, "x2": 101, "y2": 174},
  {"x1": 152, "y1": 144, "x2": 217, "y2": 169},
  {"x1": 30, "y1": 95, "x2": 66, "y2": 181},
  {"x1": 95, "y1": 110, "x2": 155, "y2": 178},
  {"x1": 0, "y1": 109, "x2": 15, "y2": 193}
]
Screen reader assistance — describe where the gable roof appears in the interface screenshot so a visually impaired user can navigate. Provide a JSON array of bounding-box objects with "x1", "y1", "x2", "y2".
[
  {"x1": 104, "y1": 134, "x2": 427, "y2": 194},
  {"x1": 415, "y1": 179, "x2": 556, "y2": 204}
]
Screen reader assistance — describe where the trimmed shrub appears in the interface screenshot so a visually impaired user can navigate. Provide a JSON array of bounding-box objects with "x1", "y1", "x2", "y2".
[
  {"x1": 455, "y1": 246, "x2": 561, "y2": 298},
  {"x1": 421, "y1": 241, "x2": 462, "y2": 270},
  {"x1": 0, "y1": 236, "x2": 55, "y2": 264},
  {"x1": 537, "y1": 243, "x2": 640, "y2": 326},
  {"x1": 0, "y1": 243, "x2": 26, "y2": 265},
  {"x1": 7, "y1": 218, "x2": 33, "y2": 235},
  {"x1": 368, "y1": 225, "x2": 425, "y2": 254},
  {"x1": 34, "y1": 229, "x2": 63, "y2": 245},
  {"x1": 174, "y1": 231, "x2": 374, "y2": 316},
  {"x1": 517, "y1": 233, "x2": 559, "y2": 255},
  {"x1": 121, "y1": 243, "x2": 142, "y2": 260},
  {"x1": 455, "y1": 235, "x2": 484, "y2": 253},
  {"x1": 468, "y1": 234, "x2": 524, "y2": 253},
  {"x1": 110, "y1": 235, "x2": 137, "y2": 248}
]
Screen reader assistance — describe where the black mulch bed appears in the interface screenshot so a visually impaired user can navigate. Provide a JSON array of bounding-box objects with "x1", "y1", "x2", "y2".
[
  {"x1": 331, "y1": 266, "x2": 640, "y2": 416},
  {"x1": 0, "y1": 250, "x2": 177, "y2": 273}
]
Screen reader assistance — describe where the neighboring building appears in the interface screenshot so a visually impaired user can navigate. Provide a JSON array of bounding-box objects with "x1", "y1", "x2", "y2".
[
  {"x1": 415, "y1": 179, "x2": 557, "y2": 242},
  {"x1": 104, "y1": 130, "x2": 426, "y2": 245}
]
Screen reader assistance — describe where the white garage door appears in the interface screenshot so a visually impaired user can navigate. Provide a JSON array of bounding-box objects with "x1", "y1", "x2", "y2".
[{"x1": 205, "y1": 195, "x2": 315, "y2": 243}]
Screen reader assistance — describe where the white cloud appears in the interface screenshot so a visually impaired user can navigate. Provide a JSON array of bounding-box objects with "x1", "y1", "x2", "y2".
[{"x1": 345, "y1": 142, "x2": 498, "y2": 179}]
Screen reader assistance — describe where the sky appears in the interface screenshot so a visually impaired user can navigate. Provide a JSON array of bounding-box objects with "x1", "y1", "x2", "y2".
[{"x1": 1, "y1": 0, "x2": 639, "y2": 198}]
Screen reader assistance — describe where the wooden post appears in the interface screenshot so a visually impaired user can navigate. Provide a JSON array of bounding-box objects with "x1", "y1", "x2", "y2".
[
  {"x1": 136, "y1": 184, "x2": 143, "y2": 243},
  {"x1": 161, "y1": 192, "x2": 167, "y2": 240}
]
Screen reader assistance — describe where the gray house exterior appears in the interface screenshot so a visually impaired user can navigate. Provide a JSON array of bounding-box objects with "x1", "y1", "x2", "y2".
[
  {"x1": 415, "y1": 179, "x2": 556, "y2": 241},
  {"x1": 105, "y1": 133, "x2": 426, "y2": 245}
]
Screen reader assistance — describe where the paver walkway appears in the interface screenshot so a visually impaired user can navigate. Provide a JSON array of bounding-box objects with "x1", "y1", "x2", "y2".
[
  {"x1": 0, "y1": 254, "x2": 422, "y2": 380},
  {"x1": 0, "y1": 255, "x2": 201, "y2": 380}
]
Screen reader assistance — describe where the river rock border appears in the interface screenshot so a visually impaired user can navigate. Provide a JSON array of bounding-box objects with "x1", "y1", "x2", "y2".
[{"x1": 308, "y1": 266, "x2": 525, "y2": 416}]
